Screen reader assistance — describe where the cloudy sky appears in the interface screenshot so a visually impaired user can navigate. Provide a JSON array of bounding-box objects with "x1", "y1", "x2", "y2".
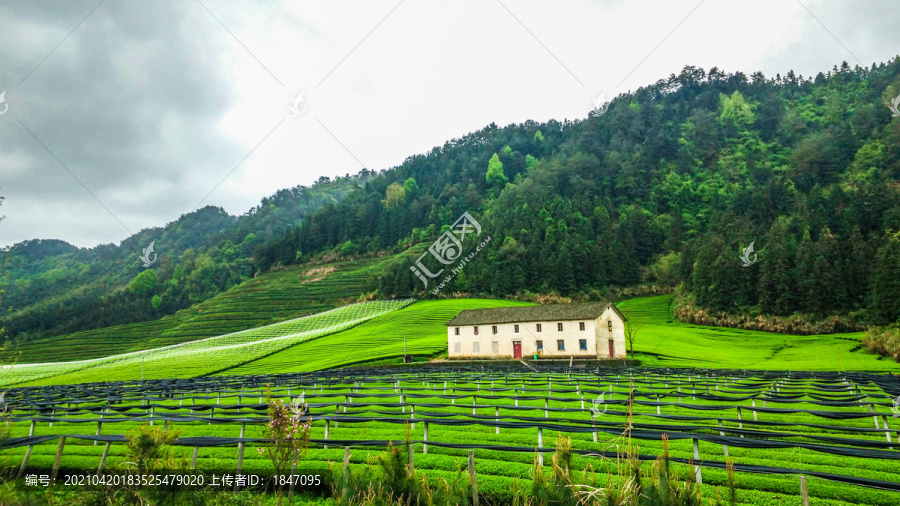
[{"x1": 0, "y1": 0, "x2": 898, "y2": 248}]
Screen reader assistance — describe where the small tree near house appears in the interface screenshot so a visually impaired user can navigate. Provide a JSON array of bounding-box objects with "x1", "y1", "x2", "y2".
[{"x1": 624, "y1": 319, "x2": 644, "y2": 359}]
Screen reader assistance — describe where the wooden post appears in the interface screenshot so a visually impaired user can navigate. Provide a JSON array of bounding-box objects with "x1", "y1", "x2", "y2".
[
  {"x1": 718, "y1": 419, "x2": 728, "y2": 456},
  {"x1": 468, "y1": 450, "x2": 479, "y2": 506},
  {"x1": 592, "y1": 414, "x2": 597, "y2": 443},
  {"x1": 16, "y1": 420, "x2": 37, "y2": 480},
  {"x1": 692, "y1": 438, "x2": 702, "y2": 484},
  {"x1": 342, "y1": 447, "x2": 351, "y2": 493},
  {"x1": 800, "y1": 475, "x2": 809, "y2": 506},
  {"x1": 657, "y1": 394, "x2": 661, "y2": 415},
  {"x1": 424, "y1": 422, "x2": 429, "y2": 454},
  {"x1": 191, "y1": 447, "x2": 199, "y2": 468},
  {"x1": 736, "y1": 407, "x2": 744, "y2": 436},
  {"x1": 867, "y1": 396, "x2": 879, "y2": 428},
  {"x1": 50, "y1": 436, "x2": 66, "y2": 483},
  {"x1": 544, "y1": 398, "x2": 549, "y2": 418},
  {"x1": 288, "y1": 448, "x2": 299, "y2": 499},
  {"x1": 537, "y1": 427, "x2": 544, "y2": 466},
  {"x1": 751, "y1": 399, "x2": 758, "y2": 421},
  {"x1": 97, "y1": 442, "x2": 111, "y2": 473},
  {"x1": 324, "y1": 420, "x2": 330, "y2": 449},
  {"x1": 95, "y1": 412, "x2": 103, "y2": 445},
  {"x1": 235, "y1": 422, "x2": 246, "y2": 491},
  {"x1": 882, "y1": 415, "x2": 894, "y2": 449}
]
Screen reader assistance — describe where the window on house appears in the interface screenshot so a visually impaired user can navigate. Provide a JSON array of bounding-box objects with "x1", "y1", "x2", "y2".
[
  {"x1": 579, "y1": 339, "x2": 587, "y2": 351},
  {"x1": 455, "y1": 327, "x2": 460, "y2": 335},
  {"x1": 491, "y1": 341, "x2": 499, "y2": 353},
  {"x1": 474, "y1": 326, "x2": 479, "y2": 335},
  {"x1": 557, "y1": 340, "x2": 565, "y2": 351},
  {"x1": 557, "y1": 323, "x2": 563, "y2": 332},
  {"x1": 608, "y1": 321, "x2": 613, "y2": 331},
  {"x1": 473, "y1": 342, "x2": 480, "y2": 353},
  {"x1": 536, "y1": 323, "x2": 542, "y2": 332},
  {"x1": 454, "y1": 342, "x2": 461, "y2": 353},
  {"x1": 579, "y1": 322, "x2": 585, "y2": 331},
  {"x1": 514, "y1": 324, "x2": 520, "y2": 333},
  {"x1": 536, "y1": 340, "x2": 543, "y2": 351},
  {"x1": 492, "y1": 325, "x2": 498, "y2": 334}
]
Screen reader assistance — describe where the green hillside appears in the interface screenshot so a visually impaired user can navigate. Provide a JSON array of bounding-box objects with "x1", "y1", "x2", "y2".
[
  {"x1": 13, "y1": 299, "x2": 413, "y2": 386},
  {"x1": 620, "y1": 295, "x2": 898, "y2": 371},
  {"x1": 2, "y1": 245, "x2": 427, "y2": 365},
  {"x1": 224, "y1": 294, "x2": 900, "y2": 374},
  {"x1": 10, "y1": 293, "x2": 896, "y2": 387},
  {"x1": 223, "y1": 298, "x2": 532, "y2": 375}
]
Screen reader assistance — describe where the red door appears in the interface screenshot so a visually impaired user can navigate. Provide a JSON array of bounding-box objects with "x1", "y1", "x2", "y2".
[
  {"x1": 608, "y1": 340, "x2": 615, "y2": 358},
  {"x1": 513, "y1": 342, "x2": 522, "y2": 358}
]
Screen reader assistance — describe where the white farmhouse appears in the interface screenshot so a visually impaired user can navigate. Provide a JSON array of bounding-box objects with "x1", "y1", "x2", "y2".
[{"x1": 446, "y1": 302, "x2": 628, "y2": 359}]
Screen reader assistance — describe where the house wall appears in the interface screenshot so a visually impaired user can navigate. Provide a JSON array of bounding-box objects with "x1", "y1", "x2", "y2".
[{"x1": 447, "y1": 307, "x2": 626, "y2": 359}]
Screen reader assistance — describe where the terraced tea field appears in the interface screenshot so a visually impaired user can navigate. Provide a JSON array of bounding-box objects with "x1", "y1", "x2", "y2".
[
  {"x1": 2, "y1": 366, "x2": 899, "y2": 505},
  {"x1": 618, "y1": 296, "x2": 895, "y2": 372},
  {"x1": 1, "y1": 245, "x2": 427, "y2": 366},
  {"x1": 5, "y1": 299, "x2": 415, "y2": 386},
  {"x1": 223, "y1": 299, "x2": 531, "y2": 375}
]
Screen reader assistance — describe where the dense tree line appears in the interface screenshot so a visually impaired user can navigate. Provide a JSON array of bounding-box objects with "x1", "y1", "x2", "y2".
[{"x1": 258, "y1": 59, "x2": 900, "y2": 326}]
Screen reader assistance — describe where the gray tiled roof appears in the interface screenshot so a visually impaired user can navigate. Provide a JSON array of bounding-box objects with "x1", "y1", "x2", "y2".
[{"x1": 446, "y1": 302, "x2": 624, "y2": 326}]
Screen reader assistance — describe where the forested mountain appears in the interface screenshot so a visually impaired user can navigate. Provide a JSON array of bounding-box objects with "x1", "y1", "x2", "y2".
[
  {"x1": 257, "y1": 59, "x2": 900, "y2": 330},
  {"x1": 4, "y1": 58, "x2": 900, "y2": 347},
  {"x1": 0, "y1": 175, "x2": 360, "y2": 341}
]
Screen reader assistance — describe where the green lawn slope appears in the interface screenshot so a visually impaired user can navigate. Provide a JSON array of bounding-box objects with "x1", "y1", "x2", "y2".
[
  {"x1": 222, "y1": 298, "x2": 532, "y2": 374},
  {"x1": 3, "y1": 245, "x2": 427, "y2": 365},
  {"x1": 619, "y1": 295, "x2": 899, "y2": 371}
]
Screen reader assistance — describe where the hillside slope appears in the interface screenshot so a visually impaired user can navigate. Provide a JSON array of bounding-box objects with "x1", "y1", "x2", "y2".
[
  {"x1": 2, "y1": 245, "x2": 427, "y2": 365},
  {"x1": 222, "y1": 298, "x2": 532, "y2": 375}
]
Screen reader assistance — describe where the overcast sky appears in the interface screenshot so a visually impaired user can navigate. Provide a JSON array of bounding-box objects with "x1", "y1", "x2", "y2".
[{"x1": 0, "y1": 0, "x2": 898, "y2": 248}]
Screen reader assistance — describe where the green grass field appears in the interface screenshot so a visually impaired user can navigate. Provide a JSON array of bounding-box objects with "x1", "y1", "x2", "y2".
[
  {"x1": 1, "y1": 246, "x2": 427, "y2": 366},
  {"x1": 618, "y1": 296, "x2": 898, "y2": 372},
  {"x1": 6, "y1": 292, "x2": 897, "y2": 388},
  {"x1": 7, "y1": 299, "x2": 415, "y2": 386},
  {"x1": 222, "y1": 298, "x2": 532, "y2": 375}
]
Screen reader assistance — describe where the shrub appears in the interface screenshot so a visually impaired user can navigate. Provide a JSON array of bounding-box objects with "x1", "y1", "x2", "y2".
[
  {"x1": 330, "y1": 425, "x2": 472, "y2": 505},
  {"x1": 862, "y1": 325, "x2": 900, "y2": 361},
  {"x1": 257, "y1": 385, "x2": 312, "y2": 505}
]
